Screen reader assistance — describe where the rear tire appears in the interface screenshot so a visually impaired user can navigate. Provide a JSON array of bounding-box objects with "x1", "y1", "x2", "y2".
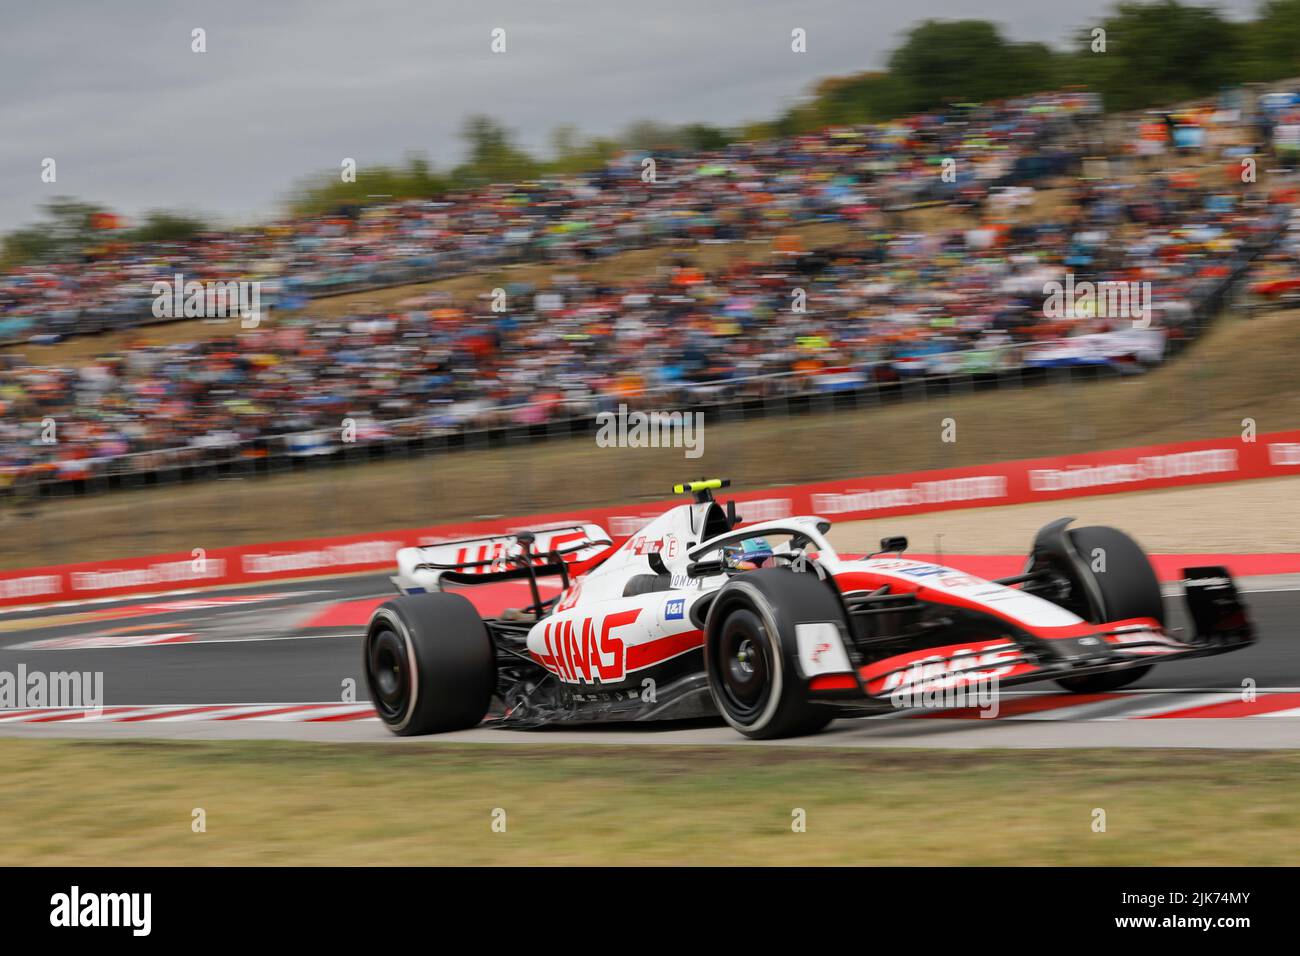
[
  {"x1": 364, "y1": 592, "x2": 495, "y2": 735},
  {"x1": 704, "y1": 568, "x2": 839, "y2": 739},
  {"x1": 1050, "y1": 525, "x2": 1161, "y2": 693}
]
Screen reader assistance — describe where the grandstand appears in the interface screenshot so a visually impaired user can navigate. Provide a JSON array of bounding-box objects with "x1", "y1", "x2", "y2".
[{"x1": 1, "y1": 87, "x2": 1298, "y2": 505}]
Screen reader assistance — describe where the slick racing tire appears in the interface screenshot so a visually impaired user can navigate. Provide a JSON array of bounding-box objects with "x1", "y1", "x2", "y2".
[
  {"x1": 704, "y1": 568, "x2": 839, "y2": 740},
  {"x1": 364, "y1": 592, "x2": 495, "y2": 735},
  {"x1": 1052, "y1": 525, "x2": 1162, "y2": 694}
]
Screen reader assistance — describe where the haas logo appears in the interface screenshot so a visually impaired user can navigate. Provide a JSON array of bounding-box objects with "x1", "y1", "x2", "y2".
[
  {"x1": 455, "y1": 531, "x2": 591, "y2": 574},
  {"x1": 882, "y1": 645, "x2": 1020, "y2": 691},
  {"x1": 540, "y1": 608, "x2": 641, "y2": 684}
]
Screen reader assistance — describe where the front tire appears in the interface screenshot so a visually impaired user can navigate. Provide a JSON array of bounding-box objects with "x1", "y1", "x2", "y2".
[
  {"x1": 704, "y1": 568, "x2": 839, "y2": 739},
  {"x1": 364, "y1": 592, "x2": 495, "y2": 735},
  {"x1": 1049, "y1": 525, "x2": 1162, "y2": 693},
  {"x1": 1055, "y1": 667, "x2": 1152, "y2": 693}
]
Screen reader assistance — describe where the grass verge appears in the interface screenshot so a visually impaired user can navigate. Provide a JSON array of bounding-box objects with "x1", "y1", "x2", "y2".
[{"x1": 1, "y1": 739, "x2": 1297, "y2": 865}]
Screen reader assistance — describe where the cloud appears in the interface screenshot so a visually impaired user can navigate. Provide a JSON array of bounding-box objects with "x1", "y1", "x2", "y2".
[{"x1": 0, "y1": 0, "x2": 1261, "y2": 231}]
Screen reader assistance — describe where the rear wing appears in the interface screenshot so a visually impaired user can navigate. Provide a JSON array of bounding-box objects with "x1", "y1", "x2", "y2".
[{"x1": 395, "y1": 525, "x2": 612, "y2": 612}]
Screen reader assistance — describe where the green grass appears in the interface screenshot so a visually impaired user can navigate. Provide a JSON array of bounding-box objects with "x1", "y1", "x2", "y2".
[{"x1": 1, "y1": 739, "x2": 1298, "y2": 865}]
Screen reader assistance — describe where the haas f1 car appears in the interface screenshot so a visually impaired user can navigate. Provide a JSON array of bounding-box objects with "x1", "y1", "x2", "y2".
[{"x1": 364, "y1": 480, "x2": 1254, "y2": 738}]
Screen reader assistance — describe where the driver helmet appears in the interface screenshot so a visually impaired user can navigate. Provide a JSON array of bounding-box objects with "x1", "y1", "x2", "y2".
[{"x1": 722, "y1": 536, "x2": 774, "y2": 571}]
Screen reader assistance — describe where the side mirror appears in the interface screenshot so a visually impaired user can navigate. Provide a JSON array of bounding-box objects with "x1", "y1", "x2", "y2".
[{"x1": 879, "y1": 536, "x2": 908, "y2": 554}]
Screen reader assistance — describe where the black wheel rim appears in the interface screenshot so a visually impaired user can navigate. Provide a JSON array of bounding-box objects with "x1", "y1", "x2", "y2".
[
  {"x1": 368, "y1": 627, "x2": 410, "y2": 722},
  {"x1": 716, "y1": 610, "x2": 772, "y2": 722}
]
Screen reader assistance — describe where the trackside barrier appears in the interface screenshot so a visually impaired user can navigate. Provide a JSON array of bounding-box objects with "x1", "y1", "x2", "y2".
[{"x1": 2, "y1": 429, "x2": 1298, "y2": 609}]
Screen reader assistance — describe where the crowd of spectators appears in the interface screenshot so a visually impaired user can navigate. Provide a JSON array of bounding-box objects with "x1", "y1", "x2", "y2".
[
  {"x1": 1, "y1": 89, "x2": 1294, "y2": 490},
  {"x1": 0, "y1": 91, "x2": 1097, "y2": 345},
  {"x1": 1247, "y1": 198, "x2": 1300, "y2": 307}
]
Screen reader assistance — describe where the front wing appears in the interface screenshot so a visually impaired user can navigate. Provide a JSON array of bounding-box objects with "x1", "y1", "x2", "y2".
[{"x1": 809, "y1": 565, "x2": 1255, "y2": 706}]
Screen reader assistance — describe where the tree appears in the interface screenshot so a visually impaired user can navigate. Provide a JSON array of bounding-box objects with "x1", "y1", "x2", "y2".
[
  {"x1": 1069, "y1": 1, "x2": 1244, "y2": 111},
  {"x1": 887, "y1": 20, "x2": 1063, "y2": 114},
  {"x1": 549, "y1": 123, "x2": 582, "y2": 162},
  {"x1": 1241, "y1": 0, "x2": 1300, "y2": 83},
  {"x1": 678, "y1": 123, "x2": 735, "y2": 152},
  {"x1": 282, "y1": 153, "x2": 450, "y2": 218},
  {"x1": 545, "y1": 125, "x2": 620, "y2": 175},
  {"x1": 802, "y1": 71, "x2": 912, "y2": 125},
  {"x1": 452, "y1": 115, "x2": 540, "y2": 186},
  {"x1": 0, "y1": 197, "x2": 111, "y2": 266},
  {"x1": 127, "y1": 211, "x2": 208, "y2": 243}
]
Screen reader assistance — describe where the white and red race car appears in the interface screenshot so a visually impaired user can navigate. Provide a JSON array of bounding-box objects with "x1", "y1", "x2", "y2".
[{"x1": 364, "y1": 480, "x2": 1253, "y2": 738}]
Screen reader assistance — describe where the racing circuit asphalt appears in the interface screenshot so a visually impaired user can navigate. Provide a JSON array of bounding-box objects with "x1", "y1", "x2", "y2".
[{"x1": 1, "y1": 572, "x2": 1298, "y2": 748}]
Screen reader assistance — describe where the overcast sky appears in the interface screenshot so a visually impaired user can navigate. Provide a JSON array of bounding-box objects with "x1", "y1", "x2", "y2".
[{"x1": 0, "y1": 0, "x2": 1261, "y2": 232}]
